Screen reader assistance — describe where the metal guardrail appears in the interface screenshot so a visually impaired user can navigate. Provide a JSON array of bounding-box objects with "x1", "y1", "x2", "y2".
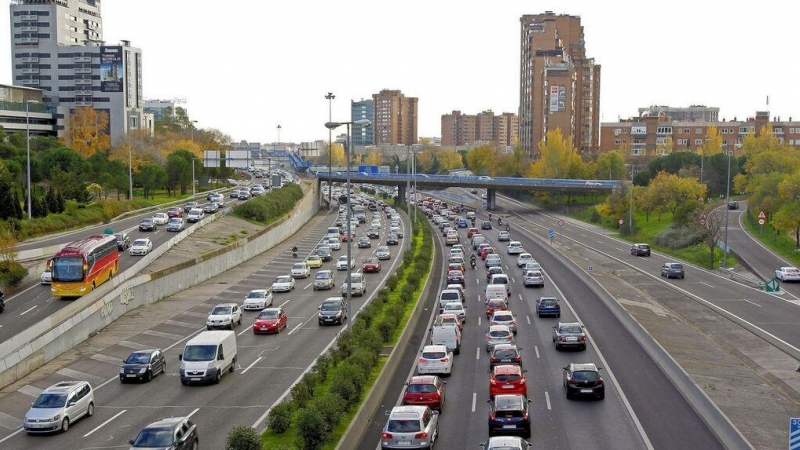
[
  {"x1": 718, "y1": 268, "x2": 764, "y2": 290},
  {"x1": 314, "y1": 172, "x2": 622, "y2": 190}
]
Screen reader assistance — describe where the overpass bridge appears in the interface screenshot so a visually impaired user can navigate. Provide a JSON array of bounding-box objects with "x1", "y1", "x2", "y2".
[{"x1": 313, "y1": 172, "x2": 622, "y2": 209}]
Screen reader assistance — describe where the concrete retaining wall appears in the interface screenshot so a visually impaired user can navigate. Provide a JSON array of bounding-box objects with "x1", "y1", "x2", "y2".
[{"x1": 0, "y1": 184, "x2": 318, "y2": 389}]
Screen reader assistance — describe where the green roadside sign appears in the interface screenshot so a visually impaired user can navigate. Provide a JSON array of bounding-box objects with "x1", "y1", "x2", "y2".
[{"x1": 765, "y1": 277, "x2": 780, "y2": 292}]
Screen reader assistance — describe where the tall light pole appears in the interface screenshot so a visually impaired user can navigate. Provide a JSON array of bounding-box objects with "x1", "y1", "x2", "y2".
[
  {"x1": 325, "y1": 119, "x2": 372, "y2": 328},
  {"x1": 192, "y1": 157, "x2": 199, "y2": 198},
  {"x1": 268, "y1": 158, "x2": 272, "y2": 192},
  {"x1": 25, "y1": 99, "x2": 39, "y2": 220},
  {"x1": 626, "y1": 164, "x2": 634, "y2": 235},
  {"x1": 723, "y1": 150, "x2": 732, "y2": 267},
  {"x1": 325, "y1": 92, "x2": 335, "y2": 208},
  {"x1": 191, "y1": 120, "x2": 198, "y2": 197},
  {"x1": 128, "y1": 117, "x2": 135, "y2": 199},
  {"x1": 276, "y1": 124, "x2": 281, "y2": 145},
  {"x1": 412, "y1": 148, "x2": 418, "y2": 223}
]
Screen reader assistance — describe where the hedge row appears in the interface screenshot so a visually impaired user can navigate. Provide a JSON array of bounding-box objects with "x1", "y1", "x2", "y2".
[
  {"x1": 233, "y1": 184, "x2": 303, "y2": 223},
  {"x1": 264, "y1": 214, "x2": 433, "y2": 450}
]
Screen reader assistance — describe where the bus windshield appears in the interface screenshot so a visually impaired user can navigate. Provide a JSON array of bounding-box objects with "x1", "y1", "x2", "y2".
[{"x1": 52, "y1": 257, "x2": 84, "y2": 282}]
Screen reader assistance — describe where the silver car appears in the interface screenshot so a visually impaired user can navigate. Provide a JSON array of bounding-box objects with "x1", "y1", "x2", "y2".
[
  {"x1": 485, "y1": 325, "x2": 514, "y2": 353},
  {"x1": 24, "y1": 381, "x2": 94, "y2": 433},
  {"x1": 381, "y1": 405, "x2": 439, "y2": 449},
  {"x1": 552, "y1": 322, "x2": 587, "y2": 351},
  {"x1": 313, "y1": 270, "x2": 336, "y2": 290}
]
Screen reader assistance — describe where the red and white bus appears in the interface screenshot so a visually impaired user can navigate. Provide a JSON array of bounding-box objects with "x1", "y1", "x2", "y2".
[{"x1": 51, "y1": 235, "x2": 119, "y2": 298}]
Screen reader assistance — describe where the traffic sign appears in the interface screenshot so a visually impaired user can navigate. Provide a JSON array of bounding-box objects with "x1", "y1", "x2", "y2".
[
  {"x1": 790, "y1": 417, "x2": 800, "y2": 450},
  {"x1": 758, "y1": 210, "x2": 766, "y2": 219},
  {"x1": 618, "y1": 219, "x2": 624, "y2": 225},
  {"x1": 766, "y1": 277, "x2": 780, "y2": 293},
  {"x1": 588, "y1": 266, "x2": 594, "y2": 272},
  {"x1": 758, "y1": 218, "x2": 765, "y2": 225},
  {"x1": 557, "y1": 220, "x2": 564, "y2": 226},
  {"x1": 548, "y1": 230, "x2": 555, "y2": 239}
]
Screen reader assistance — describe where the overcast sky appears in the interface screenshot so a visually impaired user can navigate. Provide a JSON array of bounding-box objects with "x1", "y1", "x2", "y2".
[{"x1": 0, "y1": 0, "x2": 798, "y2": 144}]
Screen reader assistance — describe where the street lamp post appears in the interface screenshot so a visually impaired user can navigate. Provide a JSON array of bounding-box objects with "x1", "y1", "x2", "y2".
[
  {"x1": 277, "y1": 124, "x2": 281, "y2": 145},
  {"x1": 723, "y1": 151, "x2": 732, "y2": 267},
  {"x1": 192, "y1": 157, "x2": 199, "y2": 198},
  {"x1": 325, "y1": 119, "x2": 372, "y2": 328},
  {"x1": 191, "y1": 120, "x2": 198, "y2": 197},
  {"x1": 627, "y1": 164, "x2": 634, "y2": 235},
  {"x1": 128, "y1": 117, "x2": 135, "y2": 199},
  {"x1": 268, "y1": 158, "x2": 272, "y2": 192},
  {"x1": 412, "y1": 149, "x2": 418, "y2": 223},
  {"x1": 325, "y1": 92, "x2": 335, "y2": 208},
  {"x1": 25, "y1": 99, "x2": 39, "y2": 220}
]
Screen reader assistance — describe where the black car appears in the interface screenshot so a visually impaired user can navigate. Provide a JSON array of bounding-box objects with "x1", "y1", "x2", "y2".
[
  {"x1": 317, "y1": 247, "x2": 332, "y2": 262},
  {"x1": 486, "y1": 266, "x2": 504, "y2": 282},
  {"x1": 447, "y1": 270, "x2": 465, "y2": 286},
  {"x1": 630, "y1": 243, "x2": 651, "y2": 257},
  {"x1": 728, "y1": 200, "x2": 739, "y2": 210},
  {"x1": 120, "y1": 349, "x2": 166, "y2": 383},
  {"x1": 481, "y1": 221, "x2": 493, "y2": 230},
  {"x1": 386, "y1": 234, "x2": 399, "y2": 245},
  {"x1": 115, "y1": 232, "x2": 131, "y2": 251},
  {"x1": 183, "y1": 201, "x2": 199, "y2": 213},
  {"x1": 318, "y1": 298, "x2": 347, "y2": 325},
  {"x1": 487, "y1": 394, "x2": 531, "y2": 437},
  {"x1": 357, "y1": 237, "x2": 372, "y2": 248},
  {"x1": 563, "y1": 363, "x2": 605, "y2": 400},
  {"x1": 129, "y1": 416, "x2": 198, "y2": 450},
  {"x1": 139, "y1": 218, "x2": 157, "y2": 231},
  {"x1": 661, "y1": 262, "x2": 685, "y2": 279},
  {"x1": 470, "y1": 189, "x2": 478, "y2": 194},
  {"x1": 489, "y1": 344, "x2": 523, "y2": 368}
]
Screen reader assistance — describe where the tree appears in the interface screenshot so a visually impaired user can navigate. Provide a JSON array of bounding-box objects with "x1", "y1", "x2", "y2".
[
  {"x1": 65, "y1": 107, "x2": 110, "y2": 157},
  {"x1": 0, "y1": 166, "x2": 21, "y2": 220},
  {"x1": 225, "y1": 426, "x2": 261, "y2": 450},
  {"x1": 536, "y1": 128, "x2": 579, "y2": 179},
  {"x1": 644, "y1": 172, "x2": 707, "y2": 222},
  {"x1": 700, "y1": 126, "x2": 723, "y2": 157},
  {"x1": 136, "y1": 163, "x2": 167, "y2": 200},
  {"x1": 772, "y1": 169, "x2": 800, "y2": 247},
  {"x1": 364, "y1": 150, "x2": 383, "y2": 166},
  {"x1": 438, "y1": 149, "x2": 464, "y2": 173},
  {"x1": 465, "y1": 145, "x2": 497, "y2": 175},
  {"x1": 697, "y1": 209, "x2": 725, "y2": 269},
  {"x1": 595, "y1": 151, "x2": 626, "y2": 180}
]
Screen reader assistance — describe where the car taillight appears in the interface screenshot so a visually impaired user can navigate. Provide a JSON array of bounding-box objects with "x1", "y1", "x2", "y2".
[
  {"x1": 558, "y1": 336, "x2": 566, "y2": 341},
  {"x1": 598, "y1": 377, "x2": 604, "y2": 385},
  {"x1": 489, "y1": 377, "x2": 497, "y2": 385},
  {"x1": 382, "y1": 432, "x2": 393, "y2": 439},
  {"x1": 520, "y1": 378, "x2": 526, "y2": 384},
  {"x1": 489, "y1": 412, "x2": 496, "y2": 420},
  {"x1": 578, "y1": 336, "x2": 586, "y2": 341},
  {"x1": 491, "y1": 356, "x2": 498, "y2": 361},
  {"x1": 440, "y1": 357, "x2": 449, "y2": 363},
  {"x1": 523, "y1": 412, "x2": 529, "y2": 421},
  {"x1": 514, "y1": 356, "x2": 521, "y2": 361},
  {"x1": 419, "y1": 358, "x2": 426, "y2": 363}
]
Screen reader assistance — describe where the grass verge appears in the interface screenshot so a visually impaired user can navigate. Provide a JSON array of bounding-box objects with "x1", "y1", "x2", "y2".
[{"x1": 742, "y1": 210, "x2": 800, "y2": 266}]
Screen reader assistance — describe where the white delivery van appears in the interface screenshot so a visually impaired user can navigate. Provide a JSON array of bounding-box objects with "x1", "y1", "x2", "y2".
[
  {"x1": 489, "y1": 274, "x2": 512, "y2": 296},
  {"x1": 179, "y1": 330, "x2": 237, "y2": 385},
  {"x1": 438, "y1": 289, "x2": 464, "y2": 312},
  {"x1": 485, "y1": 284, "x2": 509, "y2": 301},
  {"x1": 430, "y1": 324, "x2": 461, "y2": 355}
]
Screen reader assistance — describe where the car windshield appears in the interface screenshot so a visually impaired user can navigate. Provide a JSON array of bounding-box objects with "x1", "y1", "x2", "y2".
[
  {"x1": 211, "y1": 306, "x2": 232, "y2": 315},
  {"x1": 495, "y1": 396, "x2": 524, "y2": 410},
  {"x1": 133, "y1": 239, "x2": 148, "y2": 246},
  {"x1": 560, "y1": 324, "x2": 583, "y2": 334},
  {"x1": 448, "y1": 271, "x2": 461, "y2": 277},
  {"x1": 275, "y1": 277, "x2": 291, "y2": 283},
  {"x1": 441, "y1": 293, "x2": 459, "y2": 301},
  {"x1": 32, "y1": 393, "x2": 66, "y2": 408},
  {"x1": 488, "y1": 300, "x2": 505, "y2": 307},
  {"x1": 258, "y1": 310, "x2": 279, "y2": 319},
  {"x1": 787, "y1": 268, "x2": 800, "y2": 274},
  {"x1": 444, "y1": 304, "x2": 461, "y2": 311},
  {"x1": 406, "y1": 384, "x2": 437, "y2": 394},
  {"x1": 315, "y1": 272, "x2": 331, "y2": 279},
  {"x1": 141, "y1": 219, "x2": 153, "y2": 224},
  {"x1": 115, "y1": 233, "x2": 125, "y2": 242},
  {"x1": 422, "y1": 351, "x2": 446, "y2": 359},
  {"x1": 387, "y1": 419, "x2": 421, "y2": 433},
  {"x1": 132, "y1": 428, "x2": 174, "y2": 447},
  {"x1": 247, "y1": 291, "x2": 265, "y2": 299},
  {"x1": 492, "y1": 277, "x2": 508, "y2": 284},
  {"x1": 321, "y1": 302, "x2": 341, "y2": 312},
  {"x1": 540, "y1": 299, "x2": 557, "y2": 306},
  {"x1": 52, "y1": 256, "x2": 84, "y2": 281},
  {"x1": 670, "y1": 264, "x2": 683, "y2": 270},
  {"x1": 573, "y1": 370, "x2": 600, "y2": 382},
  {"x1": 639, "y1": 245, "x2": 650, "y2": 250},
  {"x1": 124, "y1": 352, "x2": 151, "y2": 364},
  {"x1": 489, "y1": 330, "x2": 510, "y2": 338},
  {"x1": 292, "y1": 264, "x2": 306, "y2": 269},
  {"x1": 182, "y1": 344, "x2": 216, "y2": 362},
  {"x1": 494, "y1": 348, "x2": 518, "y2": 358},
  {"x1": 168, "y1": 218, "x2": 180, "y2": 224},
  {"x1": 495, "y1": 373, "x2": 521, "y2": 382},
  {"x1": 494, "y1": 314, "x2": 513, "y2": 323}
]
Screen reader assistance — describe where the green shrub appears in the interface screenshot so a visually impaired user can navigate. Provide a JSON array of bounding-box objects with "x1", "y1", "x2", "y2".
[
  {"x1": 0, "y1": 261, "x2": 28, "y2": 287},
  {"x1": 267, "y1": 402, "x2": 294, "y2": 434},
  {"x1": 385, "y1": 275, "x2": 398, "y2": 291},
  {"x1": 295, "y1": 408, "x2": 329, "y2": 450},
  {"x1": 312, "y1": 354, "x2": 331, "y2": 382},
  {"x1": 376, "y1": 317, "x2": 395, "y2": 342},
  {"x1": 354, "y1": 327, "x2": 383, "y2": 355},
  {"x1": 225, "y1": 425, "x2": 261, "y2": 450},
  {"x1": 329, "y1": 373, "x2": 360, "y2": 407},
  {"x1": 290, "y1": 372, "x2": 317, "y2": 408},
  {"x1": 655, "y1": 225, "x2": 702, "y2": 250},
  {"x1": 349, "y1": 348, "x2": 378, "y2": 374},
  {"x1": 314, "y1": 392, "x2": 345, "y2": 429}
]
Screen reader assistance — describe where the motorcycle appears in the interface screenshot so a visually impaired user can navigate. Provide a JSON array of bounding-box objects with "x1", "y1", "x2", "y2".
[
  {"x1": 470, "y1": 259, "x2": 477, "y2": 270},
  {"x1": 497, "y1": 217, "x2": 502, "y2": 226},
  {"x1": 291, "y1": 246, "x2": 298, "y2": 258}
]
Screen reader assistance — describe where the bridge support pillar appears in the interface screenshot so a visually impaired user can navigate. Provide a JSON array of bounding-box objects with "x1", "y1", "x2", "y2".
[
  {"x1": 397, "y1": 184, "x2": 407, "y2": 207},
  {"x1": 486, "y1": 189, "x2": 497, "y2": 210}
]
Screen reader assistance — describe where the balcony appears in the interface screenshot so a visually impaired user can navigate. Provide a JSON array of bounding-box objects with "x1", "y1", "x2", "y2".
[
  {"x1": 21, "y1": 79, "x2": 40, "y2": 85},
  {"x1": 20, "y1": 57, "x2": 39, "y2": 63},
  {"x1": 75, "y1": 90, "x2": 93, "y2": 96},
  {"x1": 74, "y1": 101, "x2": 93, "y2": 107},
  {"x1": 21, "y1": 68, "x2": 39, "y2": 74},
  {"x1": 73, "y1": 56, "x2": 92, "y2": 63},
  {"x1": 20, "y1": 26, "x2": 38, "y2": 32},
  {"x1": 74, "y1": 79, "x2": 92, "y2": 85},
  {"x1": 74, "y1": 68, "x2": 91, "y2": 74},
  {"x1": 16, "y1": 37, "x2": 38, "y2": 44},
  {"x1": 20, "y1": 15, "x2": 37, "y2": 21},
  {"x1": 87, "y1": 21, "x2": 99, "y2": 30}
]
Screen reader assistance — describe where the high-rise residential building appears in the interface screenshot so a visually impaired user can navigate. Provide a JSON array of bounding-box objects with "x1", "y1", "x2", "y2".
[
  {"x1": 372, "y1": 89, "x2": 418, "y2": 145},
  {"x1": 9, "y1": 0, "x2": 145, "y2": 143},
  {"x1": 441, "y1": 110, "x2": 518, "y2": 146},
  {"x1": 637, "y1": 105, "x2": 720, "y2": 123},
  {"x1": 351, "y1": 98, "x2": 374, "y2": 146},
  {"x1": 519, "y1": 12, "x2": 601, "y2": 156}
]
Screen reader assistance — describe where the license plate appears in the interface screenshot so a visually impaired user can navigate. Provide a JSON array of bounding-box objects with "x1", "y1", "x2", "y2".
[
  {"x1": 581, "y1": 389, "x2": 594, "y2": 393},
  {"x1": 190, "y1": 377, "x2": 201, "y2": 381},
  {"x1": 126, "y1": 374, "x2": 137, "y2": 378},
  {"x1": 567, "y1": 337, "x2": 577, "y2": 342},
  {"x1": 397, "y1": 441, "x2": 412, "y2": 445},
  {"x1": 502, "y1": 425, "x2": 516, "y2": 429},
  {"x1": 261, "y1": 326, "x2": 268, "y2": 330},
  {"x1": 501, "y1": 359, "x2": 511, "y2": 362},
  {"x1": 503, "y1": 385, "x2": 514, "y2": 388}
]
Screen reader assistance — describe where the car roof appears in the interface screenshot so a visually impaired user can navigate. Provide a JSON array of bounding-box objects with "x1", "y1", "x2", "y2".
[
  {"x1": 493, "y1": 364, "x2": 522, "y2": 374},
  {"x1": 493, "y1": 394, "x2": 525, "y2": 409},
  {"x1": 388, "y1": 405, "x2": 427, "y2": 418},
  {"x1": 408, "y1": 375, "x2": 438, "y2": 385},
  {"x1": 43, "y1": 380, "x2": 88, "y2": 393},
  {"x1": 570, "y1": 363, "x2": 598, "y2": 371},
  {"x1": 423, "y1": 345, "x2": 448, "y2": 352},
  {"x1": 489, "y1": 324, "x2": 510, "y2": 331},
  {"x1": 249, "y1": 289, "x2": 269, "y2": 294},
  {"x1": 144, "y1": 416, "x2": 187, "y2": 428},
  {"x1": 493, "y1": 343, "x2": 517, "y2": 351},
  {"x1": 213, "y1": 303, "x2": 237, "y2": 308}
]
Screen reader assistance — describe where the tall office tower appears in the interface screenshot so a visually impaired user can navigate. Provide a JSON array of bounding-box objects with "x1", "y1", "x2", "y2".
[
  {"x1": 10, "y1": 0, "x2": 145, "y2": 142},
  {"x1": 351, "y1": 98, "x2": 374, "y2": 146},
  {"x1": 372, "y1": 89, "x2": 418, "y2": 145},
  {"x1": 519, "y1": 12, "x2": 600, "y2": 156}
]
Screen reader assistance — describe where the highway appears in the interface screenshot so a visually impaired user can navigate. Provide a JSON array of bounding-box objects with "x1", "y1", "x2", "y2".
[
  {"x1": 361, "y1": 205, "x2": 724, "y2": 449},
  {"x1": 0, "y1": 187, "x2": 245, "y2": 342},
  {"x1": 0, "y1": 202, "x2": 410, "y2": 448}
]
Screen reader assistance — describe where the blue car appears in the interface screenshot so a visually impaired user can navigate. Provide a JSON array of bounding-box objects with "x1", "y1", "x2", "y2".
[
  {"x1": 457, "y1": 219, "x2": 468, "y2": 228},
  {"x1": 536, "y1": 297, "x2": 561, "y2": 318}
]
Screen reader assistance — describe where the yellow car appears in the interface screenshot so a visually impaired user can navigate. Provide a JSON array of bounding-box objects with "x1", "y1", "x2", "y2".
[{"x1": 306, "y1": 255, "x2": 323, "y2": 268}]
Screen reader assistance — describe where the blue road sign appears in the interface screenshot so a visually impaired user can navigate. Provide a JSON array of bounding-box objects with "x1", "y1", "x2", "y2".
[
  {"x1": 791, "y1": 417, "x2": 800, "y2": 450},
  {"x1": 548, "y1": 230, "x2": 555, "y2": 239}
]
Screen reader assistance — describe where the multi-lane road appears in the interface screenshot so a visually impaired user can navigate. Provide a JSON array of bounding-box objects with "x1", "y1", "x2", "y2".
[{"x1": 0, "y1": 202, "x2": 410, "y2": 448}]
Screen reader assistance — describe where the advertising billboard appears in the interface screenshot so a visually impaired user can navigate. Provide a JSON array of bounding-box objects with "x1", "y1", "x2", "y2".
[
  {"x1": 549, "y1": 86, "x2": 559, "y2": 112},
  {"x1": 227, "y1": 150, "x2": 250, "y2": 169},
  {"x1": 100, "y1": 46, "x2": 123, "y2": 92}
]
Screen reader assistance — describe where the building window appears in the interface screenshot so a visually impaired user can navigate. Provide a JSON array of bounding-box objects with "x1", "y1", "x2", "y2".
[
  {"x1": 681, "y1": 128, "x2": 689, "y2": 134},
  {"x1": 657, "y1": 127, "x2": 673, "y2": 134},
  {"x1": 696, "y1": 128, "x2": 703, "y2": 134},
  {"x1": 774, "y1": 127, "x2": 784, "y2": 134},
  {"x1": 694, "y1": 139, "x2": 703, "y2": 145},
  {"x1": 615, "y1": 139, "x2": 621, "y2": 145},
  {"x1": 677, "y1": 139, "x2": 688, "y2": 145}
]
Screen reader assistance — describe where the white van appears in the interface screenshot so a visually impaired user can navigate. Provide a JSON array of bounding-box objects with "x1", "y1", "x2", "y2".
[
  {"x1": 489, "y1": 274, "x2": 512, "y2": 296},
  {"x1": 179, "y1": 330, "x2": 237, "y2": 385},
  {"x1": 438, "y1": 289, "x2": 464, "y2": 312},
  {"x1": 430, "y1": 325, "x2": 461, "y2": 355},
  {"x1": 485, "y1": 284, "x2": 509, "y2": 301}
]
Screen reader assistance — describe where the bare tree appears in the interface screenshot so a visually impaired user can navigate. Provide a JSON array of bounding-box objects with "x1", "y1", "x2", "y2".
[{"x1": 696, "y1": 208, "x2": 725, "y2": 269}]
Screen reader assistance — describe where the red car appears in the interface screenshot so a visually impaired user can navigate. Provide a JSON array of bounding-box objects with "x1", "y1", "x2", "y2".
[
  {"x1": 340, "y1": 232, "x2": 356, "y2": 242},
  {"x1": 467, "y1": 228, "x2": 479, "y2": 239},
  {"x1": 166, "y1": 207, "x2": 183, "y2": 218},
  {"x1": 481, "y1": 247, "x2": 496, "y2": 259},
  {"x1": 402, "y1": 375, "x2": 446, "y2": 411},
  {"x1": 448, "y1": 263, "x2": 465, "y2": 274},
  {"x1": 252, "y1": 307, "x2": 287, "y2": 334},
  {"x1": 363, "y1": 258, "x2": 382, "y2": 273},
  {"x1": 489, "y1": 365, "x2": 528, "y2": 398},
  {"x1": 485, "y1": 298, "x2": 508, "y2": 318}
]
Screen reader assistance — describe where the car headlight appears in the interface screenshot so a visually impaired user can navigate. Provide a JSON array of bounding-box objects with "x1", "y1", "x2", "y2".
[
  {"x1": 50, "y1": 414, "x2": 60, "y2": 421},
  {"x1": 138, "y1": 367, "x2": 147, "y2": 374},
  {"x1": 119, "y1": 368, "x2": 125, "y2": 374}
]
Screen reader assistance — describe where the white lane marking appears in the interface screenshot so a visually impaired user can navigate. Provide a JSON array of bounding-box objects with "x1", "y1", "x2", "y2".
[
  {"x1": 477, "y1": 317, "x2": 481, "y2": 326},
  {"x1": 0, "y1": 428, "x2": 23, "y2": 444},
  {"x1": 699, "y1": 281, "x2": 714, "y2": 288},
  {"x1": 471, "y1": 392, "x2": 477, "y2": 412},
  {"x1": 526, "y1": 315, "x2": 531, "y2": 325},
  {"x1": 187, "y1": 408, "x2": 200, "y2": 418},
  {"x1": 580, "y1": 233, "x2": 588, "y2": 238},
  {"x1": 518, "y1": 293, "x2": 523, "y2": 301},
  {"x1": 2, "y1": 282, "x2": 43, "y2": 305},
  {"x1": 237, "y1": 327, "x2": 250, "y2": 337},
  {"x1": 535, "y1": 346, "x2": 540, "y2": 358},
  {"x1": 287, "y1": 323, "x2": 303, "y2": 336},
  {"x1": 598, "y1": 240, "x2": 604, "y2": 244},
  {"x1": 505, "y1": 265, "x2": 509, "y2": 270},
  {"x1": 303, "y1": 283, "x2": 312, "y2": 290},
  {"x1": 616, "y1": 247, "x2": 625, "y2": 252},
  {"x1": 476, "y1": 347, "x2": 480, "y2": 360},
  {"x1": 19, "y1": 305, "x2": 38, "y2": 316},
  {"x1": 241, "y1": 356, "x2": 263, "y2": 374},
  {"x1": 476, "y1": 278, "x2": 479, "y2": 285},
  {"x1": 545, "y1": 391, "x2": 552, "y2": 410},
  {"x1": 83, "y1": 409, "x2": 126, "y2": 437},
  {"x1": 477, "y1": 295, "x2": 481, "y2": 303},
  {"x1": 279, "y1": 298, "x2": 292, "y2": 308},
  {"x1": 511, "y1": 278, "x2": 516, "y2": 283},
  {"x1": 744, "y1": 299, "x2": 762, "y2": 308}
]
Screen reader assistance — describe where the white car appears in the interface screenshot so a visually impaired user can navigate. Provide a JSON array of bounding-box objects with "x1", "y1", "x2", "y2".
[
  {"x1": 336, "y1": 255, "x2": 355, "y2": 271},
  {"x1": 417, "y1": 345, "x2": 453, "y2": 375},
  {"x1": 775, "y1": 266, "x2": 800, "y2": 282},
  {"x1": 243, "y1": 289, "x2": 273, "y2": 310},
  {"x1": 271, "y1": 275, "x2": 296, "y2": 292},
  {"x1": 129, "y1": 238, "x2": 153, "y2": 256},
  {"x1": 290, "y1": 262, "x2": 311, "y2": 279},
  {"x1": 482, "y1": 436, "x2": 531, "y2": 450},
  {"x1": 152, "y1": 212, "x2": 169, "y2": 225},
  {"x1": 40, "y1": 267, "x2": 52, "y2": 284},
  {"x1": 187, "y1": 208, "x2": 205, "y2": 223},
  {"x1": 516, "y1": 253, "x2": 534, "y2": 267},
  {"x1": 325, "y1": 237, "x2": 341, "y2": 250},
  {"x1": 521, "y1": 261, "x2": 542, "y2": 272},
  {"x1": 206, "y1": 303, "x2": 242, "y2": 330},
  {"x1": 443, "y1": 302, "x2": 467, "y2": 323},
  {"x1": 507, "y1": 241, "x2": 524, "y2": 255}
]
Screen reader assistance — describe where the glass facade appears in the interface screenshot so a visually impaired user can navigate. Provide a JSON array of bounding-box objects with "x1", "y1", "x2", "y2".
[{"x1": 351, "y1": 99, "x2": 374, "y2": 146}]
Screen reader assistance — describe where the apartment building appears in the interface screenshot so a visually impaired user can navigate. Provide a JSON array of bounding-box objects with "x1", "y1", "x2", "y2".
[
  {"x1": 372, "y1": 89, "x2": 418, "y2": 145},
  {"x1": 441, "y1": 110, "x2": 518, "y2": 147}
]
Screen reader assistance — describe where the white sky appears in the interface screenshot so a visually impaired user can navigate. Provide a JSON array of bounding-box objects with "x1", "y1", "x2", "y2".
[{"x1": 0, "y1": 0, "x2": 798, "y2": 144}]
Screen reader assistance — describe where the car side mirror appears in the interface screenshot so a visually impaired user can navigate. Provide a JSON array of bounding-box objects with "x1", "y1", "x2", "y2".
[
  {"x1": 129, "y1": 439, "x2": 135, "y2": 445},
  {"x1": 522, "y1": 369, "x2": 528, "y2": 373},
  {"x1": 443, "y1": 381, "x2": 447, "y2": 385},
  {"x1": 68, "y1": 400, "x2": 77, "y2": 406},
  {"x1": 178, "y1": 354, "x2": 182, "y2": 361},
  {"x1": 486, "y1": 399, "x2": 492, "y2": 403},
  {"x1": 563, "y1": 366, "x2": 568, "y2": 371},
  {"x1": 218, "y1": 353, "x2": 224, "y2": 360},
  {"x1": 384, "y1": 410, "x2": 391, "y2": 416},
  {"x1": 598, "y1": 367, "x2": 604, "y2": 372}
]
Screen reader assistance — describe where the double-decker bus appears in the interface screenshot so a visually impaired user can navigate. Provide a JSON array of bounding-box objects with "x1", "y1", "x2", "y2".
[{"x1": 51, "y1": 234, "x2": 119, "y2": 298}]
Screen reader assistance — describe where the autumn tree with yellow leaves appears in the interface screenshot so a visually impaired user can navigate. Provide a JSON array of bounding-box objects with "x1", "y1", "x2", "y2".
[{"x1": 65, "y1": 107, "x2": 110, "y2": 157}]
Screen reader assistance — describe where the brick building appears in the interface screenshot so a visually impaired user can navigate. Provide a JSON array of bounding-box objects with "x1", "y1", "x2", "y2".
[
  {"x1": 441, "y1": 110, "x2": 518, "y2": 147},
  {"x1": 372, "y1": 89, "x2": 418, "y2": 145}
]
